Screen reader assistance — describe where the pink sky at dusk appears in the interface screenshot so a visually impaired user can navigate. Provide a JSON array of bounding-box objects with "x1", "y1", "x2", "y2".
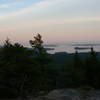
[{"x1": 0, "y1": 0, "x2": 100, "y2": 46}]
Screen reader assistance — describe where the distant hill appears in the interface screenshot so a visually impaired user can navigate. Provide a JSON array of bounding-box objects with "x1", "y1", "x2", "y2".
[{"x1": 49, "y1": 52, "x2": 100, "y2": 67}]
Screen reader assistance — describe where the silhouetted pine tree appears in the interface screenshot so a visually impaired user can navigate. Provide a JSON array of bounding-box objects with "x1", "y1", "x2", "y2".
[
  {"x1": 29, "y1": 34, "x2": 51, "y2": 90},
  {"x1": 86, "y1": 47, "x2": 100, "y2": 88},
  {"x1": 0, "y1": 39, "x2": 37, "y2": 99},
  {"x1": 29, "y1": 34, "x2": 50, "y2": 64},
  {"x1": 73, "y1": 50, "x2": 85, "y2": 87}
]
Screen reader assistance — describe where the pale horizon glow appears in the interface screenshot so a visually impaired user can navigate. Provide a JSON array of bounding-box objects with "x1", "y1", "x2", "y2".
[{"x1": 0, "y1": 0, "x2": 100, "y2": 46}]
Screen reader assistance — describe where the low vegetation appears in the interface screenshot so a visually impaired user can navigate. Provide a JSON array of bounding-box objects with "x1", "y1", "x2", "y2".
[{"x1": 0, "y1": 34, "x2": 100, "y2": 99}]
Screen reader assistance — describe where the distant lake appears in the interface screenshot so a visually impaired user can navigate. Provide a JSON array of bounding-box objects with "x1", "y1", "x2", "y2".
[{"x1": 45, "y1": 43, "x2": 100, "y2": 54}]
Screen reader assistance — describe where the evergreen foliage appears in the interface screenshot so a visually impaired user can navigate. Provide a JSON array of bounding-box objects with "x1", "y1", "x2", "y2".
[
  {"x1": 0, "y1": 35, "x2": 100, "y2": 99},
  {"x1": 73, "y1": 50, "x2": 85, "y2": 87},
  {"x1": 86, "y1": 47, "x2": 100, "y2": 88}
]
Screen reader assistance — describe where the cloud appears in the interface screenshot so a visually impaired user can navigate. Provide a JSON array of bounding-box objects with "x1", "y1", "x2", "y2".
[
  {"x1": 0, "y1": 4, "x2": 9, "y2": 8},
  {"x1": 0, "y1": 0, "x2": 100, "y2": 43},
  {"x1": 0, "y1": 0, "x2": 100, "y2": 23},
  {"x1": 0, "y1": 0, "x2": 66, "y2": 19},
  {"x1": 0, "y1": 2, "x2": 19, "y2": 9}
]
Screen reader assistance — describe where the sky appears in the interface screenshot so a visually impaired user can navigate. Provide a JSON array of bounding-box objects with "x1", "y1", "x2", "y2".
[{"x1": 0, "y1": 0, "x2": 100, "y2": 45}]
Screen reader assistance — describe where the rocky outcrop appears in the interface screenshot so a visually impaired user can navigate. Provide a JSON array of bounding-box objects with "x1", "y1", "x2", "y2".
[
  {"x1": 6, "y1": 89, "x2": 100, "y2": 100},
  {"x1": 41, "y1": 89, "x2": 100, "y2": 100}
]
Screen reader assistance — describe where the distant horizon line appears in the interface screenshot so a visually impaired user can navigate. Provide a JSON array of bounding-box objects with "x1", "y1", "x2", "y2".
[{"x1": 1, "y1": 41, "x2": 100, "y2": 47}]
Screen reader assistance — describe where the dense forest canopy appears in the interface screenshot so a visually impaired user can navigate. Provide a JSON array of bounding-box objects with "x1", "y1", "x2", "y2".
[{"x1": 0, "y1": 34, "x2": 100, "y2": 99}]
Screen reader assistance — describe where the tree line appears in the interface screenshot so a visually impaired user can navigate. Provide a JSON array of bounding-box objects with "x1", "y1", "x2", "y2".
[{"x1": 0, "y1": 34, "x2": 100, "y2": 99}]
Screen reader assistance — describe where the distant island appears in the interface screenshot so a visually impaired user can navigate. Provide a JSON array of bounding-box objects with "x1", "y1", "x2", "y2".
[
  {"x1": 44, "y1": 44, "x2": 58, "y2": 47},
  {"x1": 74, "y1": 47, "x2": 91, "y2": 50},
  {"x1": 72, "y1": 43, "x2": 100, "y2": 46}
]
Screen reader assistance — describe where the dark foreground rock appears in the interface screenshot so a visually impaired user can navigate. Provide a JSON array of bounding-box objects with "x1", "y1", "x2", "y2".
[
  {"x1": 3, "y1": 89, "x2": 100, "y2": 100},
  {"x1": 41, "y1": 89, "x2": 100, "y2": 100}
]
